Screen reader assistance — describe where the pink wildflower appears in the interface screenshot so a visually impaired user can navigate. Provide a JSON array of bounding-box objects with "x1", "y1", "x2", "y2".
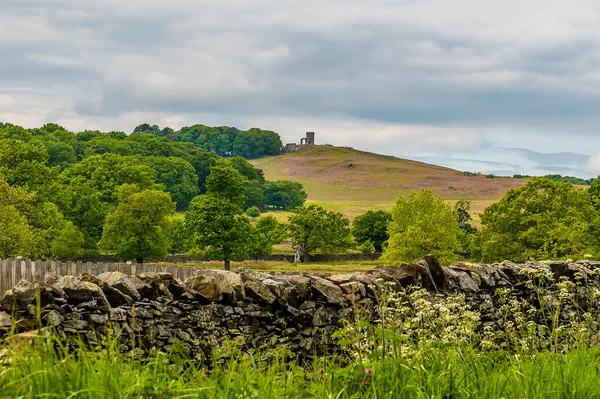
[
  {"x1": 317, "y1": 369, "x2": 324, "y2": 381},
  {"x1": 365, "y1": 368, "x2": 373, "y2": 375}
]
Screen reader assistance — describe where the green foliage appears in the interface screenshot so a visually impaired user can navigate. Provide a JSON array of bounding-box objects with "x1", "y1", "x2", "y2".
[
  {"x1": 185, "y1": 195, "x2": 252, "y2": 269},
  {"x1": 142, "y1": 156, "x2": 199, "y2": 209},
  {"x1": 474, "y1": 177, "x2": 600, "y2": 263},
  {"x1": 248, "y1": 215, "x2": 288, "y2": 258},
  {"x1": 166, "y1": 217, "x2": 194, "y2": 254},
  {"x1": 588, "y1": 177, "x2": 600, "y2": 212},
  {"x1": 0, "y1": 138, "x2": 57, "y2": 195},
  {"x1": 0, "y1": 178, "x2": 83, "y2": 259},
  {"x1": 358, "y1": 239, "x2": 376, "y2": 254},
  {"x1": 352, "y1": 210, "x2": 391, "y2": 252},
  {"x1": 514, "y1": 174, "x2": 592, "y2": 185},
  {"x1": 244, "y1": 180, "x2": 265, "y2": 210},
  {"x1": 99, "y1": 185, "x2": 175, "y2": 262},
  {"x1": 232, "y1": 128, "x2": 282, "y2": 158},
  {"x1": 205, "y1": 165, "x2": 248, "y2": 208},
  {"x1": 0, "y1": 203, "x2": 35, "y2": 258},
  {"x1": 58, "y1": 153, "x2": 159, "y2": 242},
  {"x1": 246, "y1": 206, "x2": 261, "y2": 218},
  {"x1": 288, "y1": 205, "x2": 354, "y2": 261},
  {"x1": 263, "y1": 181, "x2": 307, "y2": 210},
  {"x1": 29, "y1": 202, "x2": 85, "y2": 260},
  {"x1": 454, "y1": 199, "x2": 477, "y2": 255},
  {"x1": 185, "y1": 163, "x2": 252, "y2": 268},
  {"x1": 382, "y1": 189, "x2": 461, "y2": 265}
]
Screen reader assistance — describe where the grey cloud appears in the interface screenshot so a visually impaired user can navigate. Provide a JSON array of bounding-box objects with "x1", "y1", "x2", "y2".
[{"x1": 1, "y1": 0, "x2": 600, "y2": 177}]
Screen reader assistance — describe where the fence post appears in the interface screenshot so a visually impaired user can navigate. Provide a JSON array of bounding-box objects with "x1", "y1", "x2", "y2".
[{"x1": 16, "y1": 256, "x2": 23, "y2": 284}]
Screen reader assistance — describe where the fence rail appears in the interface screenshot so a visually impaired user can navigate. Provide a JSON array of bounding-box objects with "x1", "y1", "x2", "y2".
[{"x1": 0, "y1": 257, "x2": 199, "y2": 300}]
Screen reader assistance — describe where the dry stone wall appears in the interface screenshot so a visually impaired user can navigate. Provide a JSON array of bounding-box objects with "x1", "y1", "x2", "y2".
[{"x1": 2, "y1": 257, "x2": 600, "y2": 365}]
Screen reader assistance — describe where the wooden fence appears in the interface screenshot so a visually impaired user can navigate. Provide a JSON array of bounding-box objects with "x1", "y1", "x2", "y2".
[{"x1": 0, "y1": 257, "x2": 200, "y2": 300}]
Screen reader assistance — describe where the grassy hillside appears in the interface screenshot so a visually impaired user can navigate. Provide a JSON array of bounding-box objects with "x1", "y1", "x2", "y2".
[{"x1": 250, "y1": 145, "x2": 526, "y2": 221}]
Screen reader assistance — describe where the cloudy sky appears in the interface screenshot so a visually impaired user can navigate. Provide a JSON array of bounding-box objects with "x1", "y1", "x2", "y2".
[{"x1": 1, "y1": 0, "x2": 600, "y2": 177}]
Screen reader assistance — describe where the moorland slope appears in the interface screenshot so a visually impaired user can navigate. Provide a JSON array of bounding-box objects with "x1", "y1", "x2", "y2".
[{"x1": 250, "y1": 145, "x2": 526, "y2": 219}]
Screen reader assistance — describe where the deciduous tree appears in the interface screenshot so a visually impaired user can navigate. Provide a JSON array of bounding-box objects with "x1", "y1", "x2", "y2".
[
  {"x1": 352, "y1": 210, "x2": 391, "y2": 252},
  {"x1": 288, "y1": 205, "x2": 354, "y2": 262},
  {"x1": 382, "y1": 189, "x2": 461, "y2": 265},
  {"x1": 99, "y1": 185, "x2": 175, "y2": 263}
]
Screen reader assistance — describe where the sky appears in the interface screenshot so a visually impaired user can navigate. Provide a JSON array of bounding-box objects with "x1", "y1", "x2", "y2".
[{"x1": 1, "y1": 0, "x2": 599, "y2": 177}]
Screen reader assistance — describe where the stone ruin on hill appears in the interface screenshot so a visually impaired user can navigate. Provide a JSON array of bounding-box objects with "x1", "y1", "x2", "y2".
[
  {"x1": 2, "y1": 256, "x2": 600, "y2": 366},
  {"x1": 282, "y1": 132, "x2": 315, "y2": 153}
]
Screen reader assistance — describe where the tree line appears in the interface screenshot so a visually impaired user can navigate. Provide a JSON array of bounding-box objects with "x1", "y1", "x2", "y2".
[
  {"x1": 133, "y1": 123, "x2": 283, "y2": 159},
  {"x1": 0, "y1": 122, "x2": 305, "y2": 262}
]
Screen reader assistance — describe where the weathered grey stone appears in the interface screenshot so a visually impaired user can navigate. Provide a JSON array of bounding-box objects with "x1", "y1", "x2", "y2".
[
  {"x1": 327, "y1": 274, "x2": 358, "y2": 284},
  {"x1": 137, "y1": 272, "x2": 185, "y2": 299},
  {"x1": 109, "y1": 308, "x2": 128, "y2": 322},
  {"x1": 339, "y1": 282, "x2": 366, "y2": 297},
  {"x1": 261, "y1": 278, "x2": 285, "y2": 298},
  {"x1": 420, "y1": 254, "x2": 446, "y2": 290},
  {"x1": 53, "y1": 276, "x2": 111, "y2": 308},
  {"x1": 444, "y1": 268, "x2": 479, "y2": 292},
  {"x1": 43, "y1": 310, "x2": 64, "y2": 326},
  {"x1": 88, "y1": 314, "x2": 108, "y2": 324},
  {"x1": 0, "y1": 311, "x2": 12, "y2": 328},
  {"x1": 279, "y1": 275, "x2": 312, "y2": 303},
  {"x1": 309, "y1": 276, "x2": 343, "y2": 304},
  {"x1": 81, "y1": 273, "x2": 133, "y2": 307},
  {"x1": 185, "y1": 272, "x2": 222, "y2": 302},
  {"x1": 62, "y1": 320, "x2": 89, "y2": 330},
  {"x1": 98, "y1": 272, "x2": 150, "y2": 301},
  {"x1": 213, "y1": 270, "x2": 245, "y2": 301},
  {"x1": 244, "y1": 279, "x2": 276, "y2": 304}
]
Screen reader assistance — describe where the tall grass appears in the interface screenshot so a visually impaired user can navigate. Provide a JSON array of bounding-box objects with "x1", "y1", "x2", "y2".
[{"x1": 2, "y1": 335, "x2": 600, "y2": 398}]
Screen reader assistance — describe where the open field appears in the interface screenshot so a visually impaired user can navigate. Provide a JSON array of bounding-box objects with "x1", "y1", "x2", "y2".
[
  {"x1": 159, "y1": 259, "x2": 381, "y2": 274},
  {"x1": 251, "y1": 145, "x2": 526, "y2": 221}
]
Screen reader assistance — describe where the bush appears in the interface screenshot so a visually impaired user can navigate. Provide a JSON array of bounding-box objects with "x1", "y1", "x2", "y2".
[{"x1": 246, "y1": 206, "x2": 261, "y2": 218}]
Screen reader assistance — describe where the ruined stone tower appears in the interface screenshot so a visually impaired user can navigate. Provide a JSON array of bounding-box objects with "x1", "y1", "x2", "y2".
[{"x1": 300, "y1": 132, "x2": 315, "y2": 145}]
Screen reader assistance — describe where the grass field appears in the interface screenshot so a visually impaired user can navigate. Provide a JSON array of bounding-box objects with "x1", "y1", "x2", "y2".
[
  {"x1": 163, "y1": 260, "x2": 381, "y2": 274},
  {"x1": 251, "y1": 145, "x2": 525, "y2": 221}
]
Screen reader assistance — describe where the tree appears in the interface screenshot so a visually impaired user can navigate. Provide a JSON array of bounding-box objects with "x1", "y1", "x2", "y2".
[
  {"x1": 185, "y1": 164, "x2": 252, "y2": 269},
  {"x1": 473, "y1": 177, "x2": 600, "y2": 263},
  {"x1": 454, "y1": 200, "x2": 477, "y2": 256},
  {"x1": 185, "y1": 195, "x2": 252, "y2": 270},
  {"x1": 288, "y1": 205, "x2": 354, "y2": 262},
  {"x1": 382, "y1": 189, "x2": 461, "y2": 265},
  {"x1": 263, "y1": 181, "x2": 307, "y2": 210},
  {"x1": 352, "y1": 210, "x2": 391, "y2": 252},
  {"x1": 99, "y1": 185, "x2": 175, "y2": 263}
]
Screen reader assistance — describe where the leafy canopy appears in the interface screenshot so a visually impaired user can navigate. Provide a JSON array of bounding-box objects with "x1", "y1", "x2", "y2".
[
  {"x1": 185, "y1": 165, "x2": 252, "y2": 269},
  {"x1": 288, "y1": 204, "x2": 354, "y2": 261},
  {"x1": 352, "y1": 210, "x2": 391, "y2": 252},
  {"x1": 382, "y1": 189, "x2": 461, "y2": 265},
  {"x1": 474, "y1": 177, "x2": 600, "y2": 263},
  {"x1": 99, "y1": 185, "x2": 175, "y2": 263}
]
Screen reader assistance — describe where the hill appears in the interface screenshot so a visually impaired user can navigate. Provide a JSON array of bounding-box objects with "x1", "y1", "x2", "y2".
[{"x1": 250, "y1": 145, "x2": 527, "y2": 220}]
